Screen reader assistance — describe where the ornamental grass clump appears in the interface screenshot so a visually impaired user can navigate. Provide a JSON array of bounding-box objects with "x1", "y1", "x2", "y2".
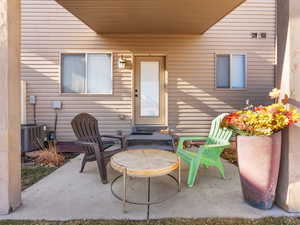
[
  {"x1": 221, "y1": 89, "x2": 300, "y2": 136},
  {"x1": 35, "y1": 140, "x2": 65, "y2": 167}
]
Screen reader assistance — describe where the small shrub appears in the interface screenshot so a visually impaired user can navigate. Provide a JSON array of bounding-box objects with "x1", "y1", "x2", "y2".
[{"x1": 35, "y1": 140, "x2": 65, "y2": 167}]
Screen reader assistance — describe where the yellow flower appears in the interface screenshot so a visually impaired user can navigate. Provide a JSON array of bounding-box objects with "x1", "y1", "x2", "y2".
[
  {"x1": 269, "y1": 88, "x2": 281, "y2": 99},
  {"x1": 222, "y1": 102, "x2": 300, "y2": 136}
]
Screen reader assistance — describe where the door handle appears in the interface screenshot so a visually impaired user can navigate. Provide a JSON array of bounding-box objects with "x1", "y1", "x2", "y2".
[{"x1": 135, "y1": 94, "x2": 138, "y2": 97}]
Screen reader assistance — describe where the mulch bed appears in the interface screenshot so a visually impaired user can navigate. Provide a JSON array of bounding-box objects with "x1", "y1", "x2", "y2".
[{"x1": 221, "y1": 147, "x2": 238, "y2": 166}]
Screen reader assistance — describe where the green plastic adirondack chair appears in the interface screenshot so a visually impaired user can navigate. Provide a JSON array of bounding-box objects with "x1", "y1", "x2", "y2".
[{"x1": 176, "y1": 113, "x2": 233, "y2": 187}]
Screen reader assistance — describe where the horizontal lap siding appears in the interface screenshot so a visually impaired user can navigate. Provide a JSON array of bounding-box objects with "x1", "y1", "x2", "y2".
[{"x1": 21, "y1": 0, "x2": 275, "y2": 140}]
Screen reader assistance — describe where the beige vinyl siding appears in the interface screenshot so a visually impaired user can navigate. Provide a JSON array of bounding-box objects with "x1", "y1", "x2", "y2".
[{"x1": 21, "y1": 0, "x2": 276, "y2": 140}]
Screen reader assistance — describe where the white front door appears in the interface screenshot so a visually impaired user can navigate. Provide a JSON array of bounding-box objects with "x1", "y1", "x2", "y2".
[{"x1": 134, "y1": 56, "x2": 166, "y2": 125}]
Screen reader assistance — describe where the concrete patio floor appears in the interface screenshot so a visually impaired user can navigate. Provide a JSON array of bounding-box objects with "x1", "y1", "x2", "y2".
[{"x1": 0, "y1": 155, "x2": 298, "y2": 221}]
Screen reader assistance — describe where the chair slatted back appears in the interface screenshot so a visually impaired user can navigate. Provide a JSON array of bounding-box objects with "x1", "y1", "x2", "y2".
[
  {"x1": 71, "y1": 113, "x2": 103, "y2": 153},
  {"x1": 207, "y1": 113, "x2": 232, "y2": 145}
]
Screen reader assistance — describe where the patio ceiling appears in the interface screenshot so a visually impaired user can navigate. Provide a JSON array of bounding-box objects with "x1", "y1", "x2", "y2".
[{"x1": 55, "y1": 0, "x2": 246, "y2": 34}]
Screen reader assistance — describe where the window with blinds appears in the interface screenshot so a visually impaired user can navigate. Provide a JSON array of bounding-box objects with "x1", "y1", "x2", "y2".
[
  {"x1": 216, "y1": 54, "x2": 246, "y2": 89},
  {"x1": 61, "y1": 53, "x2": 112, "y2": 94}
]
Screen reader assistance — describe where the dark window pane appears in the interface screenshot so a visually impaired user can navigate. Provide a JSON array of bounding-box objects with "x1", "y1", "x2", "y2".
[{"x1": 216, "y1": 55, "x2": 230, "y2": 88}]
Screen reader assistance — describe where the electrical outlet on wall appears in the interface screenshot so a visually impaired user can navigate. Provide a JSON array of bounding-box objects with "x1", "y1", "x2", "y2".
[
  {"x1": 52, "y1": 101, "x2": 62, "y2": 109},
  {"x1": 29, "y1": 96, "x2": 36, "y2": 105}
]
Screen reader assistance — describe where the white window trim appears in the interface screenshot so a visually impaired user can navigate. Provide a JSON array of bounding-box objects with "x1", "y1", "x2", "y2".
[
  {"x1": 215, "y1": 53, "x2": 248, "y2": 90},
  {"x1": 59, "y1": 52, "x2": 113, "y2": 95}
]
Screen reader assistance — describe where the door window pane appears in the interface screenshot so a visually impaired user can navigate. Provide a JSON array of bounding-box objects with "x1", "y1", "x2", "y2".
[
  {"x1": 87, "y1": 54, "x2": 112, "y2": 94},
  {"x1": 231, "y1": 55, "x2": 246, "y2": 88},
  {"x1": 216, "y1": 55, "x2": 230, "y2": 88},
  {"x1": 140, "y1": 61, "x2": 160, "y2": 117},
  {"x1": 61, "y1": 54, "x2": 85, "y2": 93}
]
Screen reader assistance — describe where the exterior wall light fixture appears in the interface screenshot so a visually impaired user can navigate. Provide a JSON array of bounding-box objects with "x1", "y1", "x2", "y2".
[{"x1": 118, "y1": 55, "x2": 127, "y2": 69}]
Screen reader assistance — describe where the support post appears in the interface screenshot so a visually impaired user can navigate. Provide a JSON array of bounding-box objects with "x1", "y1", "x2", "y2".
[
  {"x1": 276, "y1": 0, "x2": 300, "y2": 212},
  {"x1": 0, "y1": 0, "x2": 22, "y2": 214}
]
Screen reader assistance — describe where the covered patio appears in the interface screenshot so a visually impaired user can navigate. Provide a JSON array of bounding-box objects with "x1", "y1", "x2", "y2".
[
  {"x1": 0, "y1": 156, "x2": 296, "y2": 221},
  {"x1": 1, "y1": 0, "x2": 300, "y2": 219}
]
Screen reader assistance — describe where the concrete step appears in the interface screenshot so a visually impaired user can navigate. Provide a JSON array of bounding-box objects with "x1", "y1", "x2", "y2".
[
  {"x1": 127, "y1": 133, "x2": 173, "y2": 147},
  {"x1": 126, "y1": 132, "x2": 175, "y2": 152},
  {"x1": 132, "y1": 125, "x2": 168, "y2": 134}
]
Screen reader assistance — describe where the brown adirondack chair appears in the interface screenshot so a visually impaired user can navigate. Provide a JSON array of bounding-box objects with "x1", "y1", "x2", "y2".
[{"x1": 71, "y1": 113, "x2": 125, "y2": 184}]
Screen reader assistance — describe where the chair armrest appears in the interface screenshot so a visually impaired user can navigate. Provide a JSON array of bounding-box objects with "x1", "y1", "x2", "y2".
[
  {"x1": 203, "y1": 143, "x2": 230, "y2": 149},
  {"x1": 101, "y1": 135, "x2": 122, "y2": 140},
  {"x1": 76, "y1": 140, "x2": 97, "y2": 146},
  {"x1": 101, "y1": 134, "x2": 127, "y2": 150},
  {"x1": 178, "y1": 136, "x2": 208, "y2": 142},
  {"x1": 75, "y1": 140, "x2": 102, "y2": 152},
  {"x1": 198, "y1": 142, "x2": 231, "y2": 157},
  {"x1": 177, "y1": 136, "x2": 208, "y2": 152}
]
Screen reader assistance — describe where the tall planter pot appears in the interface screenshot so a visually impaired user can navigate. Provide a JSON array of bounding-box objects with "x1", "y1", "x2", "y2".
[{"x1": 237, "y1": 131, "x2": 282, "y2": 209}]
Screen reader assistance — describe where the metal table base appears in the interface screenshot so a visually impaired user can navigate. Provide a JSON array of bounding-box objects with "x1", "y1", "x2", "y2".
[{"x1": 111, "y1": 168, "x2": 181, "y2": 220}]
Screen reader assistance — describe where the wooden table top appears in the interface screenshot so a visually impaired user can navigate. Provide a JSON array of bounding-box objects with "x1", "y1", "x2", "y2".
[{"x1": 110, "y1": 149, "x2": 179, "y2": 177}]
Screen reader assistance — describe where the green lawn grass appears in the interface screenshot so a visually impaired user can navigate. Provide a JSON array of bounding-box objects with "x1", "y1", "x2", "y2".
[
  {"x1": 1, "y1": 217, "x2": 300, "y2": 225},
  {"x1": 21, "y1": 166, "x2": 57, "y2": 191}
]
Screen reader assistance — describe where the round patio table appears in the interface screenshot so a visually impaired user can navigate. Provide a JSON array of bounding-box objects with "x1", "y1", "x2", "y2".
[{"x1": 110, "y1": 149, "x2": 181, "y2": 220}]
